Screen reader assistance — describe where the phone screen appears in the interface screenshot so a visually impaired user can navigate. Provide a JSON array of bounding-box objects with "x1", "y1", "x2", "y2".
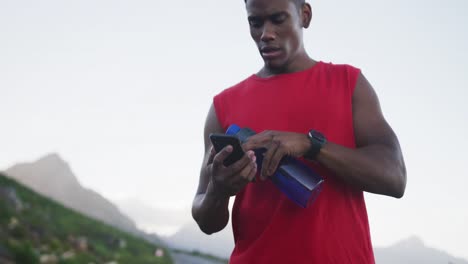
[{"x1": 209, "y1": 134, "x2": 245, "y2": 166}]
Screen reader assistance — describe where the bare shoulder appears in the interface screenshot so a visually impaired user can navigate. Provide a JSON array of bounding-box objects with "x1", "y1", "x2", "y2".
[
  {"x1": 352, "y1": 72, "x2": 399, "y2": 149},
  {"x1": 204, "y1": 103, "x2": 224, "y2": 150}
]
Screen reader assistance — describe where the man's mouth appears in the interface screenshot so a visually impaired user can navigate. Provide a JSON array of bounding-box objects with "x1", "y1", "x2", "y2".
[{"x1": 260, "y1": 47, "x2": 282, "y2": 59}]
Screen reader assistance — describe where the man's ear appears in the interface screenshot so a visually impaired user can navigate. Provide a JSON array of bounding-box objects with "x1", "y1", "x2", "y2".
[{"x1": 301, "y1": 3, "x2": 312, "y2": 28}]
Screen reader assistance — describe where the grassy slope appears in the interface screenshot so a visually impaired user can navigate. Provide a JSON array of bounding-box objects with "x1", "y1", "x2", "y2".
[{"x1": 0, "y1": 173, "x2": 172, "y2": 264}]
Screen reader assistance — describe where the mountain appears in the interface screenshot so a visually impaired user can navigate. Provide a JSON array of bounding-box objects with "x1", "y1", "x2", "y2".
[
  {"x1": 116, "y1": 198, "x2": 189, "y2": 236},
  {"x1": 0, "y1": 173, "x2": 172, "y2": 264},
  {"x1": 165, "y1": 221, "x2": 234, "y2": 259},
  {"x1": 374, "y1": 236, "x2": 468, "y2": 264},
  {"x1": 116, "y1": 199, "x2": 233, "y2": 262},
  {"x1": 3, "y1": 153, "x2": 163, "y2": 245}
]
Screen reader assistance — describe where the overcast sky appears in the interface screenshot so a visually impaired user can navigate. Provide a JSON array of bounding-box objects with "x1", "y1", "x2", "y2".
[{"x1": 1, "y1": 0, "x2": 467, "y2": 259}]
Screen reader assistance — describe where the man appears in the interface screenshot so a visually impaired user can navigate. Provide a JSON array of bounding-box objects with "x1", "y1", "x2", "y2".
[{"x1": 192, "y1": 0, "x2": 406, "y2": 263}]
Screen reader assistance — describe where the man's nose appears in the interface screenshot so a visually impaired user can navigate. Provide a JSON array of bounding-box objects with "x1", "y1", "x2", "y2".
[{"x1": 260, "y1": 23, "x2": 276, "y2": 42}]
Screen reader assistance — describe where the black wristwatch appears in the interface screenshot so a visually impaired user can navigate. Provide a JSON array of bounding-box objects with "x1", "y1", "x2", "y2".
[{"x1": 304, "y1": 130, "x2": 327, "y2": 160}]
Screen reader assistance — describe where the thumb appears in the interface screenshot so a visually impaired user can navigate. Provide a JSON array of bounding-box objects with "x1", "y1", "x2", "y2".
[
  {"x1": 207, "y1": 146, "x2": 216, "y2": 164},
  {"x1": 212, "y1": 145, "x2": 233, "y2": 168}
]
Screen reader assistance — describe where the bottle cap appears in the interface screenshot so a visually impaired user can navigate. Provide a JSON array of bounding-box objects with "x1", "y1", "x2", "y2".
[{"x1": 226, "y1": 124, "x2": 241, "y2": 135}]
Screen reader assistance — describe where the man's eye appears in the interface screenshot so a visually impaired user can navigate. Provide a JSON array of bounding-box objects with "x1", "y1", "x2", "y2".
[
  {"x1": 271, "y1": 14, "x2": 287, "y2": 24},
  {"x1": 248, "y1": 19, "x2": 263, "y2": 28}
]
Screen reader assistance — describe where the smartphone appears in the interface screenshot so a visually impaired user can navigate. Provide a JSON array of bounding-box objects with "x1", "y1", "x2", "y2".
[{"x1": 209, "y1": 133, "x2": 245, "y2": 166}]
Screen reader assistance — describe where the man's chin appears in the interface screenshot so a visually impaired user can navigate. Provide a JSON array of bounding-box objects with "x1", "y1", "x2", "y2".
[{"x1": 264, "y1": 60, "x2": 286, "y2": 72}]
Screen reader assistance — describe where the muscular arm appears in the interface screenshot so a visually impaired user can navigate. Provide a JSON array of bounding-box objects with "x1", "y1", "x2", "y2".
[
  {"x1": 191, "y1": 104, "x2": 230, "y2": 234},
  {"x1": 191, "y1": 104, "x2": 257, "y2": 234},
  {"x1": 316, "y1": 73, "x2": 407, "y2": 197}
]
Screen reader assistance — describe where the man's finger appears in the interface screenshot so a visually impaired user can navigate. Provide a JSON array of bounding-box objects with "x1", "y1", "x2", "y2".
[
  {"x1": 207, "y1": 146, "x2": 216, "y2": 165},
  {"x1": 247, "y1": 160, "x2": 258, "y2": 182},
  {"x1": 242, "y1": 141, "x2": 255, "y2": 152},
  {"x1": 243, "y1": 134, "x2": 271, "y2": 151},
  {"x1": 267, "y1": 145, "x2": 284, "y2": 178},
  {"x1": 261, "y1": 141, "x2": 280, "y2": 180},
  {"x1": 212, "y1": 145, "x2": 233, "y2": 168},
  {"x1": 238, "y1": 159, "x2": 256, "y2": 182},
  {"x1": 230, "y1": 157, "x2": 257, "y2": 187},
  {"x1": 229, "y1": 150, "x2": 255, "y2": 172}
]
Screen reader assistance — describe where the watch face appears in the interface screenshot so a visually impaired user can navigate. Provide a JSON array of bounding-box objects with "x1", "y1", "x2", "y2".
[{"x1": 310, "y1": 130, "x2": 325, "y2": 142}]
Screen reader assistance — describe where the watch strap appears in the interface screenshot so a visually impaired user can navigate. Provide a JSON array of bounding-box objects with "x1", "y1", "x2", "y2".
[{"x1": 304, "y1": 130, "x2": 326, "y2": 160}]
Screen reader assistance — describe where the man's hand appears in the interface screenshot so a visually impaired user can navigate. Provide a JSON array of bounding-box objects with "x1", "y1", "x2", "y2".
[
  {"x1": 243, "y1": 131, "x2": 310, "y2": 180},
  {"x1": 208, "y1": 146, "x2": 257, "y2": 197}
]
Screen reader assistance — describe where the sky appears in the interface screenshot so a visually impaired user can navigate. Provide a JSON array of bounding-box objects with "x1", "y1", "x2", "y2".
[{"x1": 1, "y1": 0, "x2": 467, "y2": 259}]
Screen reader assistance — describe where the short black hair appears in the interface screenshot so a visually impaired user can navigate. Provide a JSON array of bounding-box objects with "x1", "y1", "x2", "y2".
[{"x1": 244, "y1": 0, "x2": 306, "y2": 9}]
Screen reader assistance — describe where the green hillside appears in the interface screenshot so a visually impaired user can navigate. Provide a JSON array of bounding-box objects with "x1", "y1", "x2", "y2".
[{"x1": 0, "y1": 173, "x2": 172, "y2": 264}]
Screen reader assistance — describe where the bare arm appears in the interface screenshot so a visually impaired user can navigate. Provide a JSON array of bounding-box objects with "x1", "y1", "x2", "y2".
[
  {"x1": 192, "y1": 104, "x2": 257, "y2": 234},
  {"x1": 243, "y1": 73, "x2": 406, "y2": 198},
  {"x1": 317, "y1": 73, "x2": 406, "y2": 197}
]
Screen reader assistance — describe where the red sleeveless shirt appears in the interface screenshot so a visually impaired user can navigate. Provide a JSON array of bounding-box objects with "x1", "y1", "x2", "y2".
[{"x1": 213, "y1": 61, "x2": 375, "y2": 264}]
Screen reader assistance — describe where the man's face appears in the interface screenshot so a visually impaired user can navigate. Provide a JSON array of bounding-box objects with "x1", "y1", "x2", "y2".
[{"x1": 246, "y1": 0, "x2": 304, "y2": 70}]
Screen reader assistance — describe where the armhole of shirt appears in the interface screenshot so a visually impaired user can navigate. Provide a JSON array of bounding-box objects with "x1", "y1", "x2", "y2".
[
  {"x1": 213, "y1": 93, "x2": 226, "y2": 130},
  {"x1": 213, "y1": 78, "x2": 249, "y2": 131},
  {"x1": 346, "y1": 64, "x2": 361, "y2": 148},
  {"x1": 347, "y1": 65, "x2": 361, "y2": 95}
]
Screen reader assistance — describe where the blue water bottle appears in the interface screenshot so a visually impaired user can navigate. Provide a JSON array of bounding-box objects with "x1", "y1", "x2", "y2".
[{"x1": 226, "y1": 124, "x2": 324, "y2": 208}]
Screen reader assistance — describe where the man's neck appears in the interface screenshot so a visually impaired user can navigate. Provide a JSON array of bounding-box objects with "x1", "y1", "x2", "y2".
[{"x1": 257, "y1": 53, "x2": 316, "y2": 78}]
